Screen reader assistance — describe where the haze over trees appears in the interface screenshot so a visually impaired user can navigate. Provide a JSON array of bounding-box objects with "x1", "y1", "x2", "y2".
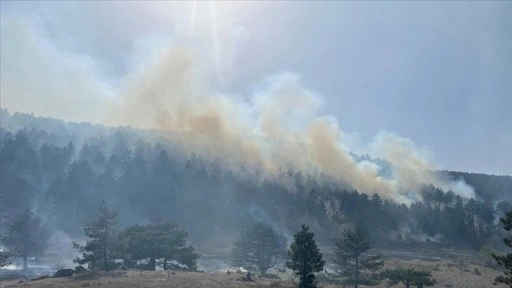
[
  {"x1": 1, "y1": 110, "x2": 512, "y2": 277},
  {"x1": 2, "y1": 210, "x2": 49, "y2": 270},
  {"x1": 287, "y1": 225, "x2": 325, "y2": 288},
  {"x1": 231, "y1": 222, "x2": 286, "y2": 274}
]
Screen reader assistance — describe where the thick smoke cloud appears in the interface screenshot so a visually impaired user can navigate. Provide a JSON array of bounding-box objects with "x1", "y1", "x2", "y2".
[
  {"x1": 107, "y1": 45, "x2": 474, "y2": 203},
  {"x1": 0, "y1": 2, "x2": 475, "y2": 202}
]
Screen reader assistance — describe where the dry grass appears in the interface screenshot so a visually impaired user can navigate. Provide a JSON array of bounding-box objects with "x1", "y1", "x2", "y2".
[
  {"x1": 0, "y1": 270, "x2": 295, "y2": 288},
  {"x1": 0, "y1": 248, "x2": 510, "y2": 288}
]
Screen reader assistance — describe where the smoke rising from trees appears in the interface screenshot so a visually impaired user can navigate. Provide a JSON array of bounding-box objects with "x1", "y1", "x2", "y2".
[{"x1": 107, "y1": 45, "x2": 474, "y2": 203}]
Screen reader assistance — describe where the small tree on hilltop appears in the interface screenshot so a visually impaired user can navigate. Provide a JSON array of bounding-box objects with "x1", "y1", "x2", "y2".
[
  {"x1": 383, "y1": 266, "x2": 436, "y2": 288},
  {"x1": 73, "y1": 200, "x2": 118, "y2": 270},
  {"x1": 333, "y1": 227, "x2": 384, "y2": 288},
  {"x1": 493, "y1": 211, "x2": 512, "y2": 287},
  {"x1": 2, "y1": 210, "x2": 49, "y2": 270},
  {"x1": 287, "y1": 224, "x2": 325, "y2": 288},
  {"x1": 232, "y1": 222, "x2": 286, "y2": 274}
]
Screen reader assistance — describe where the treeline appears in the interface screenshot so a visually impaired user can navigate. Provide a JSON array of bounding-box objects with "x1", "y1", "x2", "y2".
[{"x1": 1, "y1": 111, "x2": 510, "y2": 251}]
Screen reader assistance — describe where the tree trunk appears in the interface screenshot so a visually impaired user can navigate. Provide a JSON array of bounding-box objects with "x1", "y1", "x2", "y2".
[
  {"x1": 149, "y1": 257, "x2": 156, "y2": 271},
  {"x1": 23, "y1": 256, "x2": 28, "y2": 270},
  {"x1": 103, "y1": 245, "x2": 108, "y2": 270},
  {"x1": 300, "y1": 273, "x2": 306, "y2": 288},
  {"x1": 355, "y1": 254, "x2": 359, "y2": 288}
]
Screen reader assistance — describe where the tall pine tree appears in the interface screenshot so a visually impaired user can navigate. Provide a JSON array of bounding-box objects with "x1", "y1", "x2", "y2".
[
  {"x1": 73, "y1": 200, "x2": 118, "y2": 270},
  {"x1": 333, "y1": 227, "x2": 384, "y2": 287},
  {"x1": 493, "y1": 211, "x2": 512, "y2": 287},
  {"x1": 287, "y1": 225, "x2": 324, "y2": 288},
  {"x1": 2, "y1": 210, "x2": 49, "y2": 270}
]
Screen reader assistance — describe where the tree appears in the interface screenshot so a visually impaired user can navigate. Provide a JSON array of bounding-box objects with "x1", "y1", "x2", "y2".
[
  {"x1": 121, "y1": 222, "x2": 199, "y2": 271},
  {"x1": 73, "y1": 200, "x2": 118, "y2": 270},
  {"x1": 0, "y1": 250, "x2": 13, "y2": 267},
  {"x1": 384, "y1": 267, "x2": 436, "y2": 288},
  {"x1": 2, "y1": 210, "x2": 49, "y2": 270},
  {"x1": 493, "y1": 211, "x2": 512, "y2": 287},
  {"x1": 287, "y1": 224, "x2": 325, "y2": 288},
  {"x1": 333, "y1": 227, "x2": 384, "y2": 287},
  {"x1": 232, "y1": 222, "x2": 285, "y2": 274}
]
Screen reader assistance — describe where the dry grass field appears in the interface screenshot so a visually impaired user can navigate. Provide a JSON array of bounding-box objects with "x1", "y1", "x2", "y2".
[
  {"x1": 0, "y1": 270, "x2": 295, "y2": 288},
  {"x1": 0, "y1": 248, "x2": 509, "y2": 288},
  {"x1": 0, "y1": 261, "x2": 507, "y2": 288}
]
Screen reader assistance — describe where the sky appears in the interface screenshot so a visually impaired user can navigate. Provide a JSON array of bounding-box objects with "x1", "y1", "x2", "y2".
[{"x1": 1, "y1": 1, "x2": 511, "y2": 176}]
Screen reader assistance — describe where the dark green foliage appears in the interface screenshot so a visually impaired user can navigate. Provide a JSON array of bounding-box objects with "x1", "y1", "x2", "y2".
[
  {"x1": 287, "y1": 225, "x2": 324, "y2": 288},
  {"x1": 121, "y1": 222, "x2": 199, "y2": 271},
  {"x1": 383, "y1": 267, "x2": 436, "y2": 288},
  {"x1": 231, "y1": 222, "x2": 286, "y2": 274},
  {"x1": 2, "y1": 210, "x2": 49, "y2": 270},
  {"x1": 493, "y1": 211, "x2": 512, "y2": 287},
  {"x1": 333, "y1": 227, "x2": 384, "y2": 287},
  {"x1": 0, "y1": 250, "x2": 13, "y2": 267},
  {"x1": 73, "y1": 200, "x2": 118, "y2": 270}
]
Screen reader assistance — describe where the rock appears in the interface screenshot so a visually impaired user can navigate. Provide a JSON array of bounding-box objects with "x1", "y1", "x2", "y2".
[{"x1": 54, "y1": 268, "x2": 74, "y2": 277}]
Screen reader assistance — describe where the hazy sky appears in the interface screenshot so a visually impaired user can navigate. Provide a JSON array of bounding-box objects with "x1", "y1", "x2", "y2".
[{"x1": 1, "y1": 1, "x2": 511, "y2": 175}]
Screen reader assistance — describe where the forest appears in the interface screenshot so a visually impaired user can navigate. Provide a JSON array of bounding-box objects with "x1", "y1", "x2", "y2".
[{"x1": 1, "y1": 109, "x2": 510, "y2": 254}]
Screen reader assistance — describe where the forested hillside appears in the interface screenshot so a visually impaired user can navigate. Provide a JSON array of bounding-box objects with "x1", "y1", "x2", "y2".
[{"x1": 1, "y1": 109, "x2": 511, "y2": 250}]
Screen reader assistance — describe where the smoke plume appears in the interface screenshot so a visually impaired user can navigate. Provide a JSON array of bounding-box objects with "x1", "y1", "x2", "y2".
[{"x1": 107, "y1": 46, "x2": 474, "y2": 203}]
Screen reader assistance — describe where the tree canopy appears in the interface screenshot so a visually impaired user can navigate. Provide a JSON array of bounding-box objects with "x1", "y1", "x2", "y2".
[
  {"x1": 0, "y1": 250, "x2": 12, "y2": 268},
  {"x1": 287, "y1": 224, "x2": 325, "y2": 288},
  {"x1": 384, "y1": 267, "x2": 436, "y2": 288},
  {"x1": 493, "y1": 211, "x2": 512, "y2": 287},
  {"x1": 231, "y1": 222, "x2": 285, "y2": 274},
  {"x1": 121, "y1": 222, "x2": 199, "y2": 271},
  {"x1": 1, "y1": 210, "x2": 49, "y2": 270},
  {"x1": 333, "y1": 227, "x2": 384, "y2": 287},
  {"x1": 73, "y1": 200, "x2": 118, "y2": 270}
]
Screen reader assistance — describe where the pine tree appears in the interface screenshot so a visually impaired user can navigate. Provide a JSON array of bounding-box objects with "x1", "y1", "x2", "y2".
[
  {"x1": 231, "y1": 222, "x2": 285, "y2": 274},
  {"x1": 2, "y1": 210, "x2": 49, "y2": 270},
  {"x1": 73, "y1": 200, "x2": 118, "y2": 270},
  {"x1": 493, "y1": 211, "x2": 512, "y2": 287},
  {"x1": 121, "y1": 222, "x2": 199, "y2": 271},
  {"x1": 287, "y1": 224, "x2": 325, "y2": 288},
  {"x1": 333, "y1": 227, "x2": 384, "y2": 287}
]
